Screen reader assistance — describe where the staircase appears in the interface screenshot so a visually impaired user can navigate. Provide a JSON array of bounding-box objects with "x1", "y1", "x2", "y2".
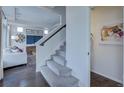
[{"x1": 40, "y1": 42, "x2": 79, "y2": 87}]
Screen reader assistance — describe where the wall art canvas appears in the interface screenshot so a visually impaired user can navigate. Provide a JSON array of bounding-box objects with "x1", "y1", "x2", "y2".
[
  {"x1": 100, "y1": 23, "x2": 123, "y2": 45},
  {"x1": 15, "y1": 33, "x2": 25, "y2": 43}
]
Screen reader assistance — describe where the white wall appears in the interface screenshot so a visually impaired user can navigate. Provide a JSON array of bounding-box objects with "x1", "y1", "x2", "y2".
[
  {"x1": 53, "y1": 6, "x2": 66, "y2": 26},
  {"x1": 36, "y1": 6, "x2": 66, "y2": 72},
  {"x1": 0, "y1": 10, "x2": 4, "y2": 80},
  {"x1": 36, "y1": 28, "x2": 66, "y2": 71},
  {"x1": 2, "y1": 19, "x2": 7, "y2": 49},
  {"x1": 2, "y1": 22, "x2": 44, "y2": 68},
  {"x1": 8, "y1": 22, "x2": 44, "y2": 50},
  {"x1": 2, "y1": 6, "x2": 61, "y2": 29},
  {"x1": 66, "y1": 6, "x2": 90, "y2": 87},
  {"x1": 8, "y1": 23, "x2": 27, "y2": 52},
  {"x1": 91, "y1": 6, "x2": 123, "y2": 83},
  {"x1": 0, "y1": 11, "x2": 3, "y2": 80}
]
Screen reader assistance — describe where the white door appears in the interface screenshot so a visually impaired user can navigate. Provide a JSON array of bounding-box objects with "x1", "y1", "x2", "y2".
[{"x1": 66, "y1": 6, "x2": 90, "y2": 87}]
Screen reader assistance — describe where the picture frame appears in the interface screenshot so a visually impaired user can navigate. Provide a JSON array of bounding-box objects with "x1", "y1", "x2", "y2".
[{"x1": 99, "y1": 22, "x2": 123, "y2": 45}]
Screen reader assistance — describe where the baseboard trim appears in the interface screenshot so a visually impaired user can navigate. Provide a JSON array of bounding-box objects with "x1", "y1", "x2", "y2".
[
  {"x1": 4, "y1": 64, "x2": 27, "y2": 70},
  {"x1": 92, "y1": 70, "x2": 123, "y2": 84}
]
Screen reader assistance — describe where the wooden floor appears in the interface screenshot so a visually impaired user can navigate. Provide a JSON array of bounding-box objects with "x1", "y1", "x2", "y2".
[
  {"x1": 91, "y1": 72, "x2": 122, "y2": 87},
  {"x1": 0, "y1": 64, "x2": 49, "y2": 87},
  {"x1": 0, "y1": 64, "x2": 123, "y2": 87}
]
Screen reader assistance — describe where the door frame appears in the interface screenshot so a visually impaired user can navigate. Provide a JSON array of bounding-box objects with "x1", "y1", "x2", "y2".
[
  {"x1": 123, "y1": 7, "x2": 124, "y2": 87},
  {"x1": 0, "y1": 7, "x2": 3, "y2": 80}
]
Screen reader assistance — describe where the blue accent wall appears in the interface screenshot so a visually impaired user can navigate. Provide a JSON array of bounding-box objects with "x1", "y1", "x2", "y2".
[{"x1": 27, "y1": 35, "x2": 42, "y2": 44}]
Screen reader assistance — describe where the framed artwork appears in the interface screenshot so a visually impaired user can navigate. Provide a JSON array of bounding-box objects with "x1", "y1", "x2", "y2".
[
  {"x1": 100, "y1": 23, "x2": 123, "y2": 45},
  {"x1": 15, "y1": 33, "x2": 25, "y2": 43}
]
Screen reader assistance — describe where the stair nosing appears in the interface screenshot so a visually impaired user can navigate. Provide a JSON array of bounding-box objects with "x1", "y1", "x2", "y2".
[
  {"x1": 40, "y1": 66, "x2": 79, "y2": 87},
  {"x1": 47, "y1": 60, "x2": 72, "y2": 74},
  {"x1": 53, "y1": 55, "x2": 66, "y2": 65}
]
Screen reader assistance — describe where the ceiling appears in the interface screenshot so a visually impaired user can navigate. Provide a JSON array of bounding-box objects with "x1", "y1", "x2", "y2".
[{"x1": 2, "y1": 6, "x2": 61, "y2": 29}]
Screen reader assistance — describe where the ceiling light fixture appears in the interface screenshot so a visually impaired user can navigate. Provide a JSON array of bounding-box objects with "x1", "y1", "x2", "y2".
[{"x1": 44, "y1": 29, "x2": 49, "y2": 35}]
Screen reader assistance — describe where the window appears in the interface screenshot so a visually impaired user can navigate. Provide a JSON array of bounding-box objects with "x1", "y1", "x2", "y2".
[{"x1": 17, "y1": 27, "x2": 23, "y2": 32}]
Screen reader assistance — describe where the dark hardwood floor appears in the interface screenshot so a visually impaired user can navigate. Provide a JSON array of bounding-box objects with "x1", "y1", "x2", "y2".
[
  {"x1": 91, "y1": 72, "x2": 122, "y2": 87},
  {"x1": 0, "y1": 64, "x2": 49, "y2": 87},
  {"x1": 0, "y1": 61, "x2": 122, "y2": 87}
]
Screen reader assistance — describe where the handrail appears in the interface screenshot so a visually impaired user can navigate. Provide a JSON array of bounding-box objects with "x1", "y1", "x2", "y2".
[{"x1": 40, "y1": 24, "x2": 66, "y2": 46}]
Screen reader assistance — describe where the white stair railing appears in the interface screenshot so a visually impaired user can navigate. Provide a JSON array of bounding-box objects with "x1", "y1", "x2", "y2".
[{"x1": 35, "y1": 24, "x2": 66, "y2": 46}]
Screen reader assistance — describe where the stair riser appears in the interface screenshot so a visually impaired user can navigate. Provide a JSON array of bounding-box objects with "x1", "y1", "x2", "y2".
[
  {"x1": 53, "y1": 57, "x2": 66, "y2": 66},
  {"x1": 58, "y1": 51, "x2": 65, "y2": 58},
  {"x1": 47, "y1": 62, "x2": 71, "y2": 77},
  {"x1": 40, "y1": 42, "x2": 79, "y2": 87},
  {"x1": 41, "y1": 66, "x2": 79, "y2": 87},
  {"x1": 71, "y1": 82, "x2": 79, "y2": 87},
  {"x1": 60, "y1": 71, "x2": 71, "y2": 77},
  {"x1": 54, "y1": 82, "x2": 79, "y2": 87},
  {"x1": 60, "y1": 47, "x2": 66, "y2": 51},
  {"x1": 47, "y1": 62, "x2": 60, "y2": 76}
]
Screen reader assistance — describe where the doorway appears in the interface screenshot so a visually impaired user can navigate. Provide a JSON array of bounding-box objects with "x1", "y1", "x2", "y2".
[
  {"x1": 90, "y1": 6, "x2": 123, "y2": 87},
  {"x1": 26, "y1": 46, "x2": 36, "y2": 67}
]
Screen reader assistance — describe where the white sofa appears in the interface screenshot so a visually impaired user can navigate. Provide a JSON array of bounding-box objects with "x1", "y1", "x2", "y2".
[{"x1": 3, "y1": 48, "x2": 27, "y2": 68}]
